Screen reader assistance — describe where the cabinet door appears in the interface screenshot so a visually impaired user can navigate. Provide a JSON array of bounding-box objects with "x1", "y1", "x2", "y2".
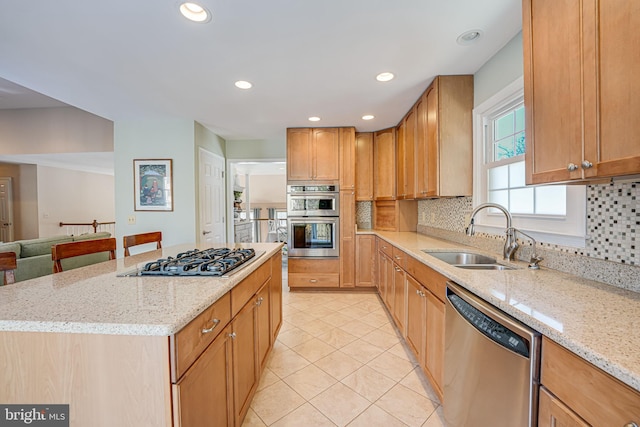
[
  {"x1": 398, "y1": 108, "x2": 416, "y2": 199},
  {"x1": 590, "y1": 1, "x2": 640, "y2": 178},
  {"x1": 232, "y1": 300, "x2": 258, "y2": 426},
  {"x1": 270, "y1": 251, "x2": 283, "y2": 344},
  {"x1": 339, "y1": 127, "x2": 356, "y2": 189},
  {"x1": 287, "y1": 128, "x2": 313, "y2": 181},
  {"x1": 313, "y1": 128, "x2": 340, "y2": 180},
  {"x1": 425, "y1": 291, "x2": 444, "y2": 397},
  {"x1": 538, "y1": 387, "x2": 589, "y2": 427},
  {"x1": 405, "y1": 275, "x2": 425, "y2": 365},
  {"x1": 173, "y1": 325, "x2": 233, "y2": 427},
  {"x1": 374, "y1": 128, "x2": 397, "y2": 200},
  {"x1": 256, "y1": 282, "x2": 271, "y2": 371},
  {"x1": 523, "y1": 0, "x2": 586, "y2": 184},
  {"x1": 383, "y1": 254, "x2": 394, "y2": 311},
  {"x1": 340, "y1": 190, "x2": 356, "y2": 288},
  {"x1": 425, "y1": 84, "x2": 439, "y2": 197},
  {"x1": 355, "y1": 132, "x2": 374, "y2": 201},
  {"x1": 392, "y1": 262, "x2": 406, "y2": 335},
  {"x1": 355, "y1": 234, "x2": 375, "y2": 287},
  {"x1": 415, "y1": 94, "x2": 428, "y2": 197}
]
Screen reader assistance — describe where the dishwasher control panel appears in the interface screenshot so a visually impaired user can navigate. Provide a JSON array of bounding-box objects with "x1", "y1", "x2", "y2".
[{"x1": 448, "y1": 293, "x2": 530, "y2": 358}]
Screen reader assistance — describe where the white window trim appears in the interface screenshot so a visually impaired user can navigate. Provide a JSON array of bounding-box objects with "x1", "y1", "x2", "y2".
[{"x1": 472, "y1": 76, "x2": 587, "y2": 248}]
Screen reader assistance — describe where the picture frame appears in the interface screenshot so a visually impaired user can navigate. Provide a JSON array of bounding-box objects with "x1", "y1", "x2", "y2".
[{"x1": 134, "y1": 159, "x2": 173, "y2": 211}]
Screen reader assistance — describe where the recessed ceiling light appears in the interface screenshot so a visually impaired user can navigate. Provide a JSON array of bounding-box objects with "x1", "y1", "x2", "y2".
[
  {"x1": 362, "y1": 115, "x2": 375, "y2": 120},
  {"x1": 376, "y1": 72, "x2": 394, "y2": 82},
  {"x1": 179, "y1": 2, "x2": 211, "y2": 23},
  {"x1": 234, "y1": 80, "x2": 253, "y2": 89},
  {"x1": 456, "y1": 29, "x2": 483, "y2": 45},
  {"x1": 308, "y1": 116, "x2": 321, "y2": 122}
]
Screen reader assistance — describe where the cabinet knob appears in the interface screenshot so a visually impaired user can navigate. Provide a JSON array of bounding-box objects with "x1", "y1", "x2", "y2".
[
  {"x1": 202, "y1": 318, "x2": 220, "y2": 334},
  {"x1": 567, "y1": 163, "x2": 579, "y2": 171},
  {"x1": 581, "y1": 160, "x2": 593, "y2": 169},
  {"x1": 623, "y1": 423, "x2": 638, "y2": 427},
  {"x1": 255, "y1": 296, "x2": 264, "y2": 306},
  {"x1": 228, "y1": 332, "x2": 237, "y2": 339}
]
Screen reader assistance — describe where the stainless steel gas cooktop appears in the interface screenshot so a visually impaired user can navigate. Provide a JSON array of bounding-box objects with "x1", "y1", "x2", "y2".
[{"x1": 119, "y1": 247, "x2": 264, "y2": 278}]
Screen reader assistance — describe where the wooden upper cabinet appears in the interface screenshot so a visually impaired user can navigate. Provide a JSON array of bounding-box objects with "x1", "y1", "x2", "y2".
[
  {"x1": 524, "y1": 0, "x2": 640, "y2": 184},
  {"x1": 339, "y1": 127, "x2": 356, "y2": 189},
  {"x1": 355, "y1": 132, "x2": 374, "y2": 201},
  {"x1": 373, "y1": 127, "x2": 397, "y2": 200},
  {"x1": 286, "y1": 128, "x2": 339, "y2": 181},
  {"x1": 416, "y1": 75, "x2": 473, "y2": 198},
  {"x1": 397, "y1": 108, "x2": 416, "y2": 200}
]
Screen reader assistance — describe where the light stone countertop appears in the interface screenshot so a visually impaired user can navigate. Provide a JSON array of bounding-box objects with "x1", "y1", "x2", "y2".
[
  {"x1": 364, "y1": 230, "x2": 640, "y2": 393},
  {"x1": 0, "y1": 242, "x2": 282, "y2": 337}
]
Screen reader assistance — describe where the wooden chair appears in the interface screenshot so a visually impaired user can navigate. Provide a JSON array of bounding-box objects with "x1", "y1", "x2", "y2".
[
  {"x1": 123, "y1": 231, "x2": 162, "y2": 257},
  {"x1": 51, "y1": 238, "x2": 117, "y2": 273},
  {"x1": 0, "y1": 252, "x2": 17, "y2": 285}
]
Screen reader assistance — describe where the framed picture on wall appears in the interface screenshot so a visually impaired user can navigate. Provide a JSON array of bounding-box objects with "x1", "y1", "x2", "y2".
[{"x1": 134, "y1": 159, "x2": 173, "y2": 211}]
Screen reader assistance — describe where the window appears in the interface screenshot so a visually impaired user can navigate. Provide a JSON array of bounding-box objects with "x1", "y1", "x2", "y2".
[{"x1": 473, "y1": 77, "x2": 586, "y2": 247}]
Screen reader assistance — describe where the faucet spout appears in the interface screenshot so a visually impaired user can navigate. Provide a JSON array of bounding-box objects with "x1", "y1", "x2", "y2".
[{"x1": 466, "y1": 203, "x2": 517, "y2": 260}]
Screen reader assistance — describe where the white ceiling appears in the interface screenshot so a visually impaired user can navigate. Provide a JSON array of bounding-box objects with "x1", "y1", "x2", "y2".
[{"x1": 0, "y1": 0, "x2": 521, "y2": 145}]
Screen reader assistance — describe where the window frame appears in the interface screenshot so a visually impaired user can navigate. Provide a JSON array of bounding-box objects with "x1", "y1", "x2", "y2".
[{"x1": 472, "y1": 77, "x2": 587, "y2": 247}]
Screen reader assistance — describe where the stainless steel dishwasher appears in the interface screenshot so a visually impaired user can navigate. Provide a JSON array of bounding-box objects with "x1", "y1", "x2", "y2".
[{"x1": 444, "y1": 282, "x2": 541, "y2": 427}]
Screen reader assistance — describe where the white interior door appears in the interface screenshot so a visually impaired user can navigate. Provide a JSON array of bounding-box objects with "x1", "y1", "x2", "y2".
[
  {"x1": 0, "y1": 177, "x2": 15, "y2": 242},
  {"x1": 199, "y1": 149, "x2": 226, "y2": 245}
]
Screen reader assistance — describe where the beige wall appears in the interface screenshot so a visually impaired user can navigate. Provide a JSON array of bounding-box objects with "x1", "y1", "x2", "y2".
[
  {"x1": 0, "y1": 163, "x2": 38, "y2": 240},
  {"x1": 0, "y1": 106, "x2": 113, "y2": 154},
  {"x1": 36, "y1": 166, "x2": 115, "y2": 238}
]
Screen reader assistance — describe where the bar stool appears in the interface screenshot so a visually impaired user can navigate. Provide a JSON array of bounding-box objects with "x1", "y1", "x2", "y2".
[
  {"x1": 0, "y1": 252, "x2": 17, "y2": 285},
  {"x1": 123, "y1": 231, "x2": 162, "y2": 257},
  {"x1": 51, "y1": 238, "x2": 117, "y2": 273}
]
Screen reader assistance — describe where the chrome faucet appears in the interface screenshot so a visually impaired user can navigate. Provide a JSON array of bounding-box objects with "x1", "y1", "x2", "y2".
[
  {"x1": 507, "y1": 227, "x2": 544, "y2": 269},
  {"x1": 466, "y1": 203, "x2": 518, "y2": 260}
]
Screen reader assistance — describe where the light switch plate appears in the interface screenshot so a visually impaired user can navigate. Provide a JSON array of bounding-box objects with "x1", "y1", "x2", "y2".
[{"x1": 127, "y1": 215, "x2": 136, "y2": 225}]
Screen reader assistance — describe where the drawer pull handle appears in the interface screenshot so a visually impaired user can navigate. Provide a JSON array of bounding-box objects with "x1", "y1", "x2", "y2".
[
  {"x1": 394, "y1": 267, "x2": 402, "y2": 272},
  {"x1": 309, "y1": 279, "x2": 318, "y2": 283},
  {"x1": 202, "y1": 318, "x2": 220, "y2": 334},
  {"x1": 567, "y1": 163, "x2": 579, "y2": 171},
  {"x1": 394, "y1": 255, "x2": 401, "y2": 260},
  {"x1": 623, "y1": 423, "x2": 638, "y2": 427}
]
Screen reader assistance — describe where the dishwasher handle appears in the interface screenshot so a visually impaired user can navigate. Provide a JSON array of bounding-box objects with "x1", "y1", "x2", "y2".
[{"x1": 448, "y1": 291, "x2": 532, "y2": 359}]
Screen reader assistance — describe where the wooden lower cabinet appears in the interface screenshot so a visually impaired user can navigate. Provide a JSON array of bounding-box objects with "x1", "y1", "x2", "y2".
[
  {"x1": 424, "y1": 290, "x2": 444, "y2": 398},
  {"x1": 270, "y1": 251, "x2": 283, "y2": 343},
  {"x1": 232, "y1": 295, "x2": 259, "y2": 426},
  {"x1": 288, "y1": 257, "x2": 340, "y2": 289},
  {"x1": 392, "y1": 260, "x2": 406, "y2": 335},
  {"x1": 540, "y1": 337, "x2": 640, "y2": 426},
  {"x1": 538, "y1": 387, "x2": 589, "y2": 427},
  {"x1": 355, "y1": 234, "x2": 376, "y2": 287},
  {"x1": 256, "y1": 282, "x2": 271, "y2": 370},
  {"x1": 405, "y1": 275, "x2": 426, "y2": 364},
  {"x1": 173, "y1": 325, "x2": 234, "y2": 427}
]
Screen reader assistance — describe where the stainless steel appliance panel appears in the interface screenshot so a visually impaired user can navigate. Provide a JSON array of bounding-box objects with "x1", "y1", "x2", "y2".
[
  {"x1": 444, "y1": 282, "x2": 540, "y2": 427},
  {"x1": 287, "y1": 217, "x2": 339, "y2": 257},
  {"x1": 286, "y1": 183, "x2": 339, "y2": 217}
]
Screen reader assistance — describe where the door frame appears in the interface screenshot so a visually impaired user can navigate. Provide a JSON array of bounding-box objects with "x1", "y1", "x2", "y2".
[{"x1": 0, "y1": 177, "x2": 15, "y2": 242}]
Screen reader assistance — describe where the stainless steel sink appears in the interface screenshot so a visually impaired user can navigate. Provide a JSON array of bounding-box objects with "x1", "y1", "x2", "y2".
[
  {"x1": 422, "y1": 251, "x2": 497, "y2": 265},
  {"x1": 422, "y1": 250, "x2": 516, "y2": 270}
]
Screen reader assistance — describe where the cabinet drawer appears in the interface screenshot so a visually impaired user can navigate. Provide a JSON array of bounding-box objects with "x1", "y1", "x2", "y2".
[
  {"x1": 231, "y1": 259, "x2": 271, "y2": 317},
  {"x1": 378, "y1": 239, "x2": 393, "y2": 258},
  {"x1": 288, "y1": 257, "x2": 340, "y2": 274},
  {"x1": 289, "y1": 273, "x2": 339, "y2": 288},
  {"x1": 405, "y1": 256, "x2": 447, "y2": 302},
  {"x1": 171, "y1": 292, "x2": 232, "y2": 381},
  {"x1": 391, "y1": 246, "x2": 407, "y2": 269},
  {"x1": 541, "y1": 337, "x2": 640, "y2": 426}
]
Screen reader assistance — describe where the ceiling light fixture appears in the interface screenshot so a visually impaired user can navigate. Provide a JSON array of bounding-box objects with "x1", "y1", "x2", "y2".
[
  {"x1": 179, "y1": 2, "x2": 211, "y2": 23},
  {"x1": 234, "y1": 80, "x2": 253, "y2": 89},
  {"x1": 376, "y1": 72, "x2": 394, "y2": 82},
  {"x1": 362, "y1": 115, "x2": 375, "y2": 120},
  {"x1": 456, "y1": 29, "x2": 483, "y2": 45},
  {"x1": 308, "y1": 116, "x2": 321, "y2": 122}
]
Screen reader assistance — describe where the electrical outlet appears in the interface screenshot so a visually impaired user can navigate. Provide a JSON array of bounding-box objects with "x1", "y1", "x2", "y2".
[{"x1": 127, "y1": 215, "x2": 136, "y2": 225}]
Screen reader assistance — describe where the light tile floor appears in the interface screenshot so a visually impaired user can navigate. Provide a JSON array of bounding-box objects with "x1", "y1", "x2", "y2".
[{"x1": 242, "y1": 265, "x2": 446, "y2": 427}]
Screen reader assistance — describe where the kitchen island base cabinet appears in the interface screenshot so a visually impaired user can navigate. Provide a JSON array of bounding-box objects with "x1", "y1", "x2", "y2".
[{"x1": 0, "y1": 250, "x2": 283, "y2": 427}]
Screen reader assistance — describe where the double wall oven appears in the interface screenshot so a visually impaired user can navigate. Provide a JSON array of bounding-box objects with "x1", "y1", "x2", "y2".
[{"x1": 287, "y1": 183, "x2": 339, "y2": 257}]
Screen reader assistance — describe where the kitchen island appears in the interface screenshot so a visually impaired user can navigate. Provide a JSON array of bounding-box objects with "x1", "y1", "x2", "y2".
[{"x1": 0, "y1": 242, "x2": 284, "y2": 427}]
